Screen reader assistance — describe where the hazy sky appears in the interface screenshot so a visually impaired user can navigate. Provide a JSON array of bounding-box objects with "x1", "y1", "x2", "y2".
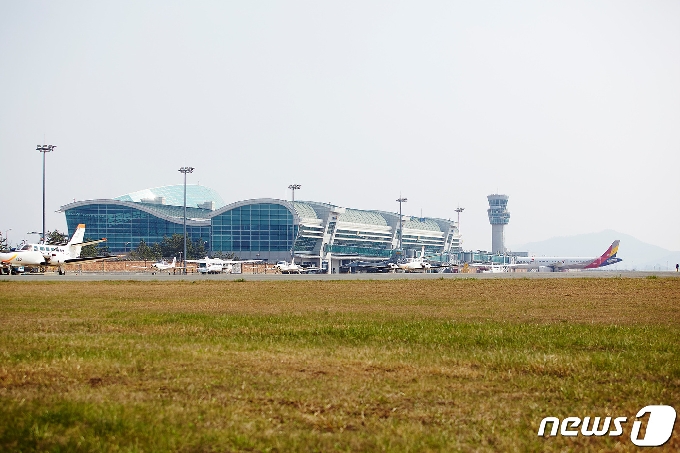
[{"x1": 1, "y1": 1, "x2": 679, "y2": 252}]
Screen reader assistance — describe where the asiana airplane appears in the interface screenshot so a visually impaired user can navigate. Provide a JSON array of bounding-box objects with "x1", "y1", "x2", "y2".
[
  {"x1": 0, "y1": 224, "x2": 108, "y2": 275},
  {"x1": 511, "y1": 240, "x2": 622, "y2": 272}
]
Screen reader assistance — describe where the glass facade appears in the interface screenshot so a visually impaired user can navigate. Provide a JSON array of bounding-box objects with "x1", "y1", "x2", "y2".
[
  {"x1": 211, "y1": 203, "x2": 296, "y2": 253},
  {"x1": 61, "y1": 195, "x2": 461, "y2": 261},
  {"x1": 64, "y1": 203, "x2": 210, "y2": 253}
]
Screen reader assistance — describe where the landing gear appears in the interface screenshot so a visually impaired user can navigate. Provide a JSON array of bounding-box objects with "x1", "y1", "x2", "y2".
[{"x1": 58, "y1": 267, "x2": 65, "y2": 275}]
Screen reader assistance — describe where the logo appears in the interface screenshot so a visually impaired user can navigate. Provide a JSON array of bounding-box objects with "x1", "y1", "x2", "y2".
[{"x1": 538, "y1": 405, "x2": 676, "y2": 447}]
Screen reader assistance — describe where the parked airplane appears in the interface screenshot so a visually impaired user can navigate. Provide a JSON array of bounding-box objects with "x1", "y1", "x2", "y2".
[
  {"x1": 188, "y1": 257, "x2": 262, "y2": 274},
  {"x1": 396, "y1": 256, "x2": 431, "y2": 272},
  {"x1": 395, "y1": 246, "x2": 453, "y2": 273},
  {"x1": 343, "y1": 260, "x2": 395, "y2": 273},
  {"x1": 275, "y1": 260, "x2": 303, "y2": 274},
  {"x1": 512, "y1": 240, "x2": 622, "y2": 272},
  {"x1": 151, "y1": 257, "x2": 176, "y2": 274},
  {"x1": 0, "y1": 224, "x2": 108, "y2": 275}
]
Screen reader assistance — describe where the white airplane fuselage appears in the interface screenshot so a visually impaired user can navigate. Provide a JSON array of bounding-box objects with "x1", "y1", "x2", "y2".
[
  {"x1": 192, "y1": 257, "x2": 259, "y2": 274},
  {"x1": 514, "y1": 257, "x2": 594, "y2": 270},
  {"x1": 152, "y1": 257, "x2": 176, "y2": 271},
  {"x1": 275, "y1": 261, "x2": 302, "y2": 274},
  {"x1": 397, "y1": 246, "x2": 432, "y2": 272},
  {"x1": 397, "y1": 258, "x2": 432, "y2": 272}
]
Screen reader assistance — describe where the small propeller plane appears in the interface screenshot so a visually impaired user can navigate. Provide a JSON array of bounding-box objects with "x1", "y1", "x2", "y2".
[
  {"x1": 394, "y1": 246, "x2": 452, "y2": 273},
  {"x1": 151, "y1": 257, "x2": 176, "y2": 274},
  {"x1": 188, "y1": 257, "x2": 262, "y2": 274},
  {"x1": 275, "y1": 260, "x2": 304, "y2": 274},
  {"x1": 0, "y1": 224, "x2": 108, "y2": 275}
]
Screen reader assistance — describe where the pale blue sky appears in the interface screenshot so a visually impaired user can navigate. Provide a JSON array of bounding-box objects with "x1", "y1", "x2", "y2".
[{"x1": 1, "y1": 1, "x2": 678, "y2": 251}]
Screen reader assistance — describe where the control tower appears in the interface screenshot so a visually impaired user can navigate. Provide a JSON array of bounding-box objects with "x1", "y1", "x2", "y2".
[{"x1": 487, "y1": 194, "x2": 510, "y2": 254}]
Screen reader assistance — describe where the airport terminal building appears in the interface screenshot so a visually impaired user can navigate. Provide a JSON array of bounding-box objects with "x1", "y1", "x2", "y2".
[{"x1": 60, "y1": 185, "x2": 462, "y2": 268}]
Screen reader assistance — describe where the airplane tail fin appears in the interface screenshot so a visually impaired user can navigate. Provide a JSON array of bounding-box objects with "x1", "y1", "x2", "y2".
[
  {"x1": 171, "y1": 257, "x2": 176, "y2": 267},
  {"x1": 67, "y1": 224, "x2": 87, "y2": 258},
  {"x1": 600, "y1": 240, "x2": 620, "y2": 260},
  {"x1": 65, "y1": 224, "x2": 107, "y2": 258},
  {"x1": 68, "y1": 224, "x2": 86, "y2": 246},
  {"x1": 585, "y1": 240, "x2": 621, "y2": 269}
]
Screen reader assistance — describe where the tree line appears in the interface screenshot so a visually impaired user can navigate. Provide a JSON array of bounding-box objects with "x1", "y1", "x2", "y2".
[
  {"x1": 33, "y1": 230, "x2": 208, "y2": 260},
  {"x1": 128, "y1": 235, "x2": 207, "y2": 261}
]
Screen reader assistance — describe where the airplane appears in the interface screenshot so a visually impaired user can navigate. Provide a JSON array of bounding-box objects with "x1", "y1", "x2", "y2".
[
  {"x1": 394, "y1": 246, "x2": 453, "y2": 273},
  {"x1": 511, "y1": 240, "x2": 622, "y2": 272},
  {"x1": 188, "y1": 257, "x2": 262, "y2": 274},
  {"x1": 396, "y1": 257, "x2": 431, "y2": 272},
  {"x1": 130, "y1": 256, "x2": 177, "y2": 274},
  {"x1": 343, "y1": 259, "x2": 397, "y2": 273},
  {"x1": 275, "y1": 260, "x2": 304, "y2": 274},
  {"x1": 0, "y1": 224, "x2": 108, "y2": 275},
  {"x1": 151, "y1": 257, "x2": 176, "y2": 274}
]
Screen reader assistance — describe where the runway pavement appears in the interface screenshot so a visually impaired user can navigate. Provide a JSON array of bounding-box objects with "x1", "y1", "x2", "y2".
[{"x1": 2, "y1": 270, "x2": 678, "y2": 282}]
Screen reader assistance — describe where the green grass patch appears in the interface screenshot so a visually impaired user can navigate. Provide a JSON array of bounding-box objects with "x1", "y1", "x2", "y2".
[{"x1": 1, "y1": 279, "x2": 679, "y2": 451}]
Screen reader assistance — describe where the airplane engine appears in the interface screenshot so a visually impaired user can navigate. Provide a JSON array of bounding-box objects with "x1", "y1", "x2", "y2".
[{"x1": 537, "y1": 266, "x2": 553, "y2": 272}]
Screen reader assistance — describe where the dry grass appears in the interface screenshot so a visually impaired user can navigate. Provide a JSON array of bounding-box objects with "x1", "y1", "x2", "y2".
[{"x1": 0, "y1": 278, "x2": 678, "y2": 452}]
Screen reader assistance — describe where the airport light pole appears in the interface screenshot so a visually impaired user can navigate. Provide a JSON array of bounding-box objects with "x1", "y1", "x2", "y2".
[
  {"x1": 37, "y1": 144, "x2": 56, "y2": 243},
  {"x1": 179, "y1": 166, "x2": 195, "y2": 274},
  {"x1": 455, "y1": 206, "x2": 465, "y2": 231},
  {"x1": 396, "y1": 196, "x2": 407, "y2": 250},
  {"x1": 288, "y1": 184, "x2": 301, "y2": 261}
]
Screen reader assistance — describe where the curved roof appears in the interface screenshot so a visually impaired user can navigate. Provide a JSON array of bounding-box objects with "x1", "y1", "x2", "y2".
[
  {"x1": 59, "y1": 199, "x2": 211, "y2": 225},
  {"x1": 293, "y1": 202, "x2": 319, "y2": 220},
  {"x1": 210, "y1": 198, "x2": 299, "y2": 223},
  {"x1": 115, "y1": 185, "x2": 225, "y2": 209},
  {"x1": 62, "y1": 197, "x2": 455, "y2": 234},
  {"x1": 403, "y1": 218, "x2": 443, "y2": 232},
  {"x1": 339, "y1": 209, "x2": 388, "y2": 226}
]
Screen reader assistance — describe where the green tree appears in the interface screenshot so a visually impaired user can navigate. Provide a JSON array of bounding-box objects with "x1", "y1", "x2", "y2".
[
  {"x1": 159, "y1": 234, "x2": 206, "y2": 260},
  {"x1": 151, "y1": 243, "x2": 163, "y2": 260},
  {"x1": 131, "y1": 240, "x2": 160, "y2": 261},
  {"x1": 0, "y1": 234, "x2": 8, "y2": 252},
  {"x1": 80, "y1": 238, "x2": 110, "y2": 258},
  {"x1": 212, "y1": 251, "x2": 239, "y2": 260},
  {"x1": 160, "y1": 234, "x2": 185, "y2": 258},
  {"x1": 190, "y1": 239, "x2": 207, "y2": 260},
  {"x1": 46, "y1": 229, "x2": 69, "y2": 245}
]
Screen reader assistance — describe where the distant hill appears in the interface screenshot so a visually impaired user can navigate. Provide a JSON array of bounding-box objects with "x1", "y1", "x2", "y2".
[{"x1": 510, "y1": 230, "x2": 680, "y2": 271}]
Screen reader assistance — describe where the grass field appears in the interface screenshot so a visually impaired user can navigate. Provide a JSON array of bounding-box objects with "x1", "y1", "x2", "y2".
[{"x1": 1, "y1": 278, "x2": 678, "y2": 452}]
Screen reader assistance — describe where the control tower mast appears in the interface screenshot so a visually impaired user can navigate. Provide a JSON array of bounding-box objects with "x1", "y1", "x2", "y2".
[{"x1": 487, "y1": 194, "x2": 510, "y2": 254}]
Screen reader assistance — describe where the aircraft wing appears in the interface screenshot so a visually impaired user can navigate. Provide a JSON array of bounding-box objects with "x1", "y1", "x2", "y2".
[
  {"x1": 223, "y1": 259, "x2": 263, "y2": 263},
  {"x1": 186, "y1": 256, "x2": 213, "y2": 263},
  {"x1": 70, "y1": 239, "x2": 108, "y2": 247},
  {"x1": 63, "y1": 255, "x2": 114, "y2": 264}
]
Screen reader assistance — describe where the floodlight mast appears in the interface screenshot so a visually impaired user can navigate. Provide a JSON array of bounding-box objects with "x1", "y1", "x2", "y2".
[
  {"x1": 288, "y1": 184, "x2": 301, "y2": 261},
  {"x1": 179, "y1": 166, "x2": 195, "y2": 274},
  {"x1": 455, "y1": 206, "x2": 465, "y2": 230},
  {"x1": 36, "y1": 144, "x2": 56, "y2": 244},
  {"x1": 396, "y1": 196, "x2": 407, "y2": 250}
]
